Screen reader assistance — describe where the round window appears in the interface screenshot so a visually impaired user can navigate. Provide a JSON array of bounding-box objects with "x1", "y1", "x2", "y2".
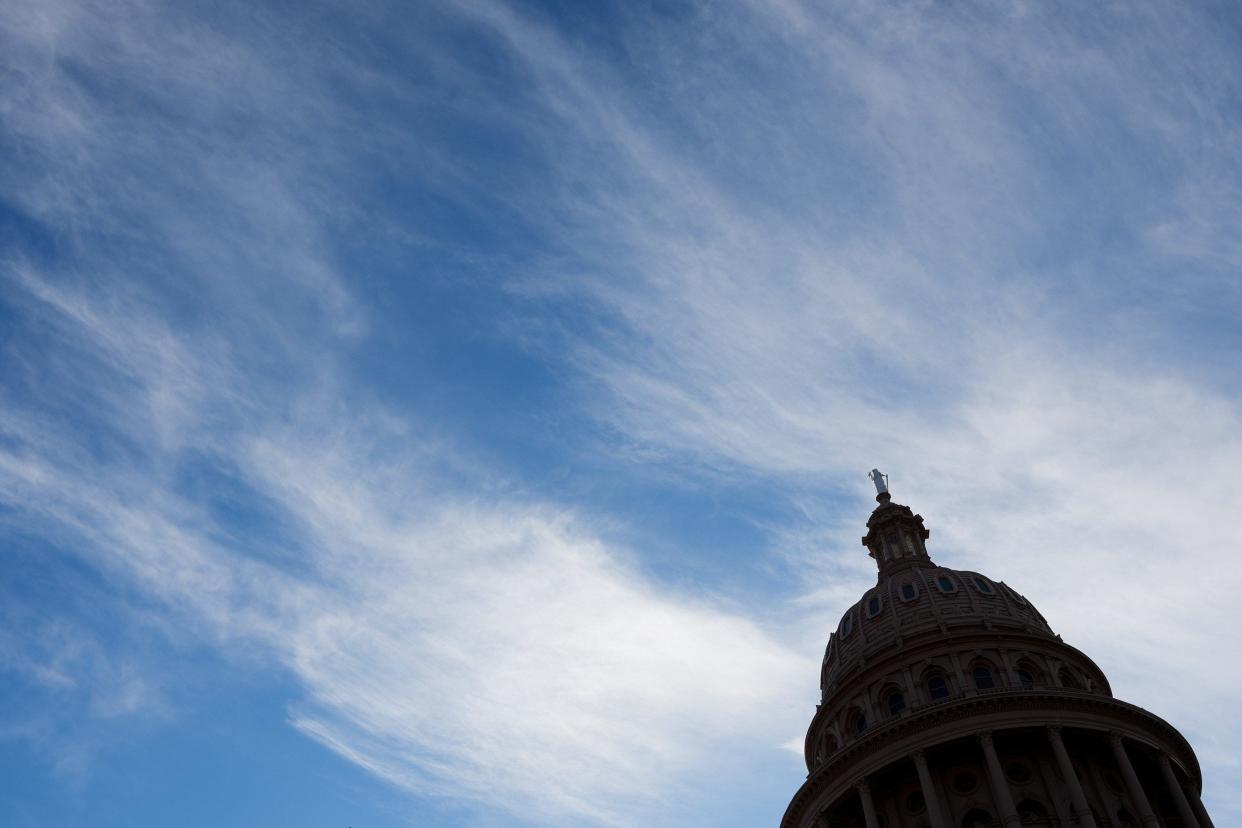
[
  {"x1": 952, "y1": 771, "x2": 979, "y2": 795},
  {"x1": 1005, "y1": 761, "x2": 1032, "y2": 784}
]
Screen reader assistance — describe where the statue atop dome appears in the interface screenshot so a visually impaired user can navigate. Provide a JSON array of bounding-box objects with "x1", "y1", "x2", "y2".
[{"x1": 868, "y1": 468, "x2": 890, "y2": 502}]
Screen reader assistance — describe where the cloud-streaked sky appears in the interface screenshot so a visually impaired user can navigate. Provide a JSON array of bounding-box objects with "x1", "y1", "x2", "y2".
[{"x1": 2, "y1": 1, "x2": 1240, "y2": 825}]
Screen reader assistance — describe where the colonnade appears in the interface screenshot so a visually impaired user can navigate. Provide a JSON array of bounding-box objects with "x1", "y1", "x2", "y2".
[{"x1": 831, "y1": 727, "x2": 1212, "y2": 828}]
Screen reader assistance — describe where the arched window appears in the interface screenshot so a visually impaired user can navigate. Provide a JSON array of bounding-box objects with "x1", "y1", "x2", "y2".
[
  {"x1": 900, "y1": 582, "x2": 917, "y2": 601},
  {"x1": 886, "y1": 689, "x2": 906, "y2": 717},
  {"x1": 936, "y1": 574, "x2": 958, "y2": 593},
  {"x1": 1015, "y1": 660, "x2": 1041, "y2": 690},
  {"x1": 973, "y1": 664, "x2": 996, "y2": 690},
  {"x1": 867, "y1": 593, "x2": 882, "y2": 617},
  {"x1": 973, "y1": 576, "x2": 994, "y2": 594},
  {"x1": 962, "y1": 809, "x2": 993, "y2": 828},
  {"x1": 849, "y1": 709, "x2": 867, "y2": 735},
  {"x1": 840, "y1": 610, "x2": 855, "y2": 637},
  {"x1": 823, "y1": 732, "x2": 838, "y2": 757},
  {"x1": 927, "y1": 672, "x2": 950, "y2": 700},
  {"x1": 1058, "y1": 668, "x2": 1082, "y2": 690}
]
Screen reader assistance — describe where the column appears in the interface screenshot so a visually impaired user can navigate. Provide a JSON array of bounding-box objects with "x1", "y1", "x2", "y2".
[
  {"x1": 997, "y1": 649, "x2": 1019, "y2": 688},
  {"x1": 913, "y1": 750, "x2": 949, "y2": 828},
  {"x1": 1110, "y1": 733, "x2": 1159, "y2": 828},
  {"x1": 1156, "y1": 754, "x2": 1199, "y2": 828},
  {"x1": 857, "y1": 779, "x2": 880, "y2": 828},
  {"x1": 948, "y1": 652, "x2": 967, "y2": 693},
  {"x1": 1189, "y1": 788, "x2": 1216, "y2": 828},
  {"x1": 861, "y1": 692, "x2": 878, "y2": 730},
  {"x1": 979, "y1": 731, "x2": 1020, "y2": 828},
  {"x1": 1035, "y1": 748, "x2": 1075, "y2": 827},
  {"x1": 902, "y1": 665, "x2": 921, "y2": 706},
  {"x1": 1046, "y1": 726, "x2": 1098, "y2": 828}
]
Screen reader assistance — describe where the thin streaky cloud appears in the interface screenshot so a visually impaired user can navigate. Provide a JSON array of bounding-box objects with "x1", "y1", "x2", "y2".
[{"x1": 1, "y1": 0, "x2": 1240, "y2": 825}]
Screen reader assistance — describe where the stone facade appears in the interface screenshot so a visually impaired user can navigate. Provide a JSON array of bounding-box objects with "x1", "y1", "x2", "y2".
[{"x1": 781, "y1": 491, "x2": 1214, "y2": 828}]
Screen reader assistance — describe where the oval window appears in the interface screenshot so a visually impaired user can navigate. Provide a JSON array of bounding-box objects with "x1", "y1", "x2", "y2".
[
  {"x1": 952, "y1": 771, "x2": 979, "y2": 794},
  {"x1": 937, "y1": 575, "x2": 957, "y2": 593},
  {"x1": 900, "y1": 582, "x2": 917, "y2": 601},
  {"x1": 867, "y1": 594, "x2": 881, "y2": 617},
  {"x1": 1006, "y1": 762, "x2": 1033, "y2": 784}
]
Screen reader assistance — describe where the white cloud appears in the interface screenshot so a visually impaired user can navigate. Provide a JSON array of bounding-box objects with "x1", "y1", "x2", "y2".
[
  {"x1": 0, "y1": 272, "x2": 812, "y2": 825},
  {"x1": 4, "y1": 0, "x2": 1241, "y2": 824},
  {"x1": 443, "y1": 0, "x2": 1242, "y2": 817}
]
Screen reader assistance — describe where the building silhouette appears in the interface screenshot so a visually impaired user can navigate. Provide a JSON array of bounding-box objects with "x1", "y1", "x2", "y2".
[{"x1": 781, "y1": 475, "x2": 1214, "y2": 828}]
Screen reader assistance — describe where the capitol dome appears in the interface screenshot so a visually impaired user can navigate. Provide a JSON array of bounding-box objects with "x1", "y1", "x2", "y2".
[{"x1": 783, "y1": 475, "x2": 1211, "y2": 828}]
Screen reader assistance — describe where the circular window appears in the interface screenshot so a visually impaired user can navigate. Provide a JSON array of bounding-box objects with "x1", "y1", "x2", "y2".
[
  {"x1": 905, "y1": 790, "x2": 926, "y2": 814},
  {"x1": 951, "y1": 771, "x2": 979, "y2": 795},
  {"x1": 1005, "y1": 761, "x2": 1032, "y2": 784}
]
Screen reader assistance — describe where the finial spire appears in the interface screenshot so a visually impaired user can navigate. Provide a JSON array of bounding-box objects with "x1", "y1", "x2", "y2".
[{"x1": 868, "y1": 469, "x2": 890, "y2": 503}]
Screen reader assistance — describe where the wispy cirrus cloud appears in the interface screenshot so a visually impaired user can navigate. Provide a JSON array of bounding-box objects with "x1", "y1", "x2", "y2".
[
  {"x1": 3, "y1": 0, "x2": 1241, "y2": 824},
  {"x1": 1, "y1": 3, "x2": 810, "y2": 825},
  {"x1": 437, "y1": 0, "x2": 1242, "y2": 817}
]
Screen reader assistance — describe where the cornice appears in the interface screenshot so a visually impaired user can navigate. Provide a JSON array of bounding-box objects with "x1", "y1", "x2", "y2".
[{"x1": 783, "y1": 690, "x2": 1202, "y2": 828}]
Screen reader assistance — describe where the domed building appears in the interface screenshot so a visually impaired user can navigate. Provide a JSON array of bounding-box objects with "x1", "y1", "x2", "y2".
[{"x1": 781, "y1": 473, "x2": 1215, "y2": 828}]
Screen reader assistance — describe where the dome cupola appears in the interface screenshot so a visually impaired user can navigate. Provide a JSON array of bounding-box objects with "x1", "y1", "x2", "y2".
[{"x1": 861, "y1": 469, "x2": 932, "y2": 577}]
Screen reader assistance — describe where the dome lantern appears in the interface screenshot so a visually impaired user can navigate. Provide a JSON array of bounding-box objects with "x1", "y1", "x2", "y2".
[{"x1": 861, "y1": 471, "x2": 932, "y2": 576}]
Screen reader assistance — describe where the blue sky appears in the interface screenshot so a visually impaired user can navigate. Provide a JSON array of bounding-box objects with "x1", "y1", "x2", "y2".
[{"x1": 2, "y1": 1, "x2": 1241, "y2": 825}]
